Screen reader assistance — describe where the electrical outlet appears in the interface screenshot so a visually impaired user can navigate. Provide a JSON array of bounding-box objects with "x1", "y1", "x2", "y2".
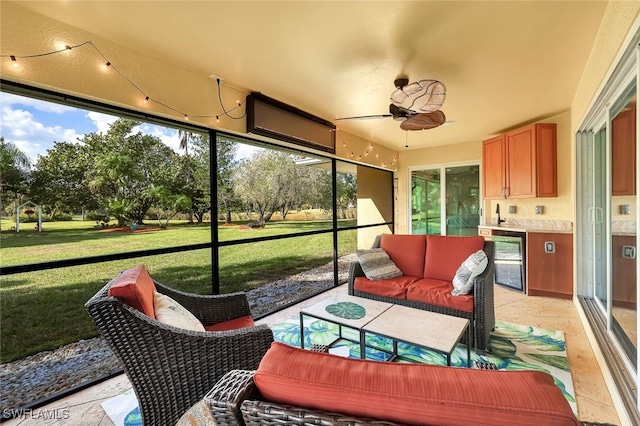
[
  {"x1": 544, "y1": 241, "x2": 555, "y2": 253},
  {"x1": 508, "y1": 205, "x2": 516, "y2": 214},
  {"x1": 620, "y1": 204, "x2": 631, "y2": 215},
  {"x1": 535, "y1": 205, "x2": 544, "y2": 214}
]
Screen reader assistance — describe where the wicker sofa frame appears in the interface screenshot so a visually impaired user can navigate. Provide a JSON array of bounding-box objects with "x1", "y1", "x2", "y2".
[
  {"x1": 348, "y1": 236, "x2": 496, "y2": 354},
  {"x1": 85, "y1": 277, "x2": 274, "y2": 426},
  {"x1": 200, "y1": 369, "x2": 615, "y2": 426}
]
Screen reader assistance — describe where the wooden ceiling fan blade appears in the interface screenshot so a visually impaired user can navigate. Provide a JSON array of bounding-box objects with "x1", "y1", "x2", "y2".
[
  {"x1": 335, "y1": 114, "x2": 392, "y2": 121},
  {"x1": 400, "y1": 110, "x2": 446, "y2": 131}
]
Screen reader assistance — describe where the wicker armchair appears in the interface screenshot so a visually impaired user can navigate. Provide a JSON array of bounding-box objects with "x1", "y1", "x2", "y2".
[{"x1": 85, "y1": 276, "x2": 274, "y2": 426}]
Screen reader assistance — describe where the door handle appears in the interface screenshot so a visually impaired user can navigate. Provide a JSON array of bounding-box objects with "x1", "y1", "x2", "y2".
[{"x1": 594, "y1": 207, "x2": 603, "y2": 224}]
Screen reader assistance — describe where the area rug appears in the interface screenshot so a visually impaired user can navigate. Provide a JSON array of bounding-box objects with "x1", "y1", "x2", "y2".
[
  {"x1": 102, "y1": 318, "x2": 576, "y2": 425},
  {"x1": 272, "y1": 317, "x2": 577, "y2": 415}
]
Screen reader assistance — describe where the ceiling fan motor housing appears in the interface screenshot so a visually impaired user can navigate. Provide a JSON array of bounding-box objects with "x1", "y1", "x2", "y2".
[{"x1": 394, "y1": 77, "x2": 410, "y2": 88}]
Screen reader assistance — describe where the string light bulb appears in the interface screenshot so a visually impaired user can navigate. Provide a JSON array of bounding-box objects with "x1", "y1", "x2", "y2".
[{"x1": 144, "y1": 96, "x2": 149, "y2": 103}]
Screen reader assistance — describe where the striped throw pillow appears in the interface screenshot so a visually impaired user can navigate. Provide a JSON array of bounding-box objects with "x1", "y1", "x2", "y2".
[{"x1": 356, "y1": 248, "x2": 403, "y2": 281}]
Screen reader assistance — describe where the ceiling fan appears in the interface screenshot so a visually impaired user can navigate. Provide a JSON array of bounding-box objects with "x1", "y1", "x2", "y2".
[{"x1": 336, "y1": 77, "x2": 447, "y2": 131}]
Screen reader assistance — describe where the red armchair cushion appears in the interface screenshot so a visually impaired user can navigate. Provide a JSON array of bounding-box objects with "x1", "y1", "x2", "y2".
[
  {"x1": 406, "y1": 278, "x2": 474, "y2": 312},
  {"x1": 254, "y1": 342, "x2": 580, "y2": 426},
  {"x1": 423, "y1": 235, "x2": 485, "y2": 281},
  {"x1": 379, "y1": 234, "x2": 426, "y2": 277},
  {"x1": 204, "y1": 315, "x2": 255, "y2": 331},
  {"x1": 108, "y1": 265, "x2": 157, "y2": 318},
  {"x1": 353, "y1": 275, "x2": 419, "y2": 298}
]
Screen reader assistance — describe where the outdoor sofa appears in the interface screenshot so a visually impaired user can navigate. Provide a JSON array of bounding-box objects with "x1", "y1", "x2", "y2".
[
  {"x1": 178, "y1": 342, "x2": 584, "y2": 426},
  {"x1": 348, "y1": 233, "x2": 495, "y2": 353}
]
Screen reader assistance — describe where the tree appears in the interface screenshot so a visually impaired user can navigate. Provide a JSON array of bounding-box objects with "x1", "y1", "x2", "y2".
[
  {"x1": 30, "y1": 141, "x2": 96, "y2": 219},
  {"x1": 215, "y1": 137, "x2": 239, "y2": 223},
  {"x1": 83, "y1": 119, "x2": 178, "y2": 225},
  {"x1": 0, "y1": 137, "x2": 31, "y2": 215},
  {"x1": 233, "y1": 150, "x2": 299, "y2": 226},
  {"x1": 179, "y1": 133, "x2": 212, "y2": 223},
  {"x1": 142, "y1": 184, "x2": 191, "y2": 228}
]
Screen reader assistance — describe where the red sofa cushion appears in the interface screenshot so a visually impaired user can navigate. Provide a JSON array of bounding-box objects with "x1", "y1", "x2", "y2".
[
  {"x1": 253, "y1": 342, "x2": 580, "y2": 426},
  {"x1": 353, "y1": 275, "x2": 419, "y2": 298},
  {"x1": 380, "y1": 234, "x2": 426, "y2": 278},
  {"x1": 407, "y1": 278, "x2": 474, "y2": 312},
  {"x1": 204, "y1": 315, "x2": 255, "y2": 331},
  {"x1": 108, "y1": 265, "x2": 157, "y2": 318},
  {"x1": 424, "y1": 235, "x2": 485, "y2": 281}
]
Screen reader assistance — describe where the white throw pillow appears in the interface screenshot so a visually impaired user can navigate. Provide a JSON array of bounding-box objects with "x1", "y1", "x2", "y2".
[
  {"x1": 153, "y1": 291, "x2": 206, "y2": 332},
  {"x1": 356, "y1": 248, "x2": 403, "y2": 281},
  {"x1": 451, "y1": 250, "x2": 488, "y2": 296}
]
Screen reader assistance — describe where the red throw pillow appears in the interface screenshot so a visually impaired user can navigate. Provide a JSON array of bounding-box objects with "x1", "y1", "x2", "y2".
[
  {"x1": 107, "y1": 265, "x2": 157, "y2": 318},
  {"x1": 423, "y1": 235, "x2": 485, "y2": 281}
]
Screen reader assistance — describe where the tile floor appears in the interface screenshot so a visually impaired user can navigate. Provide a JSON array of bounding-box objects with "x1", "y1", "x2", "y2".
[{"x1": 4, "y1": 284, "x2": 624, "y2": 425}]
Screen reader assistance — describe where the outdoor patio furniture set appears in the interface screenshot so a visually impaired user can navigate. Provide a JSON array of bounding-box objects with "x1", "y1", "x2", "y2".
[{"x1": 85, "y1": 234, "x2": 602, "y2": 425}]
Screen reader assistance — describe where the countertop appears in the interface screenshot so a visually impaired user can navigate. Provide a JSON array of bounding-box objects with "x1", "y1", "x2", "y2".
[{"x1": 478, "y1": 219, "x2": 573, "y2": 234}]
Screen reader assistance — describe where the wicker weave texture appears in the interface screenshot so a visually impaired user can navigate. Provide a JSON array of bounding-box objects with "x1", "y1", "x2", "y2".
[
  {"x1": 348, "y1": 238, "x2": 496, "y2": 354},
  {"x1": 85, "y1": 277, "x2": 274, "y2": 426}
]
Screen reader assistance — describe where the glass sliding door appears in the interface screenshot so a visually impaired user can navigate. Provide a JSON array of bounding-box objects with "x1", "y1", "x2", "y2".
[
  {"x1": 594, "y1": 127, "x2": 607, "y2": 307},
  {"x1": 445, "y1": 165, "x2": 481, "y2": 236},
  {"x1": 410, "y1": 164, "x2": 480, "y2": 236},
  {"x1": 609, "y1": 83, "x2": 637, "y2": 365},
  {"x1": 411, "y1": 169, "x2": 440, "y2": 234}
]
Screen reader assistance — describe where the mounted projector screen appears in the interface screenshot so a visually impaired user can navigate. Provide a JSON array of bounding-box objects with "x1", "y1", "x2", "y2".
[{"x1": 247, "y1": 92, "x2": 336, "y2": 153}]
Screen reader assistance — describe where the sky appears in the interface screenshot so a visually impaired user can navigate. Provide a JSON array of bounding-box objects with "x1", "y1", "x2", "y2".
[{"x1": 0, "y1": 92, "x2": 260, "y2": 166}]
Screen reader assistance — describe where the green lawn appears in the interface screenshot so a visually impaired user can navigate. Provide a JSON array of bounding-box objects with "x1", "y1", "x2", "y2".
[{"x1": 0, "y1": 218, "x2": 356, "y2": 362}]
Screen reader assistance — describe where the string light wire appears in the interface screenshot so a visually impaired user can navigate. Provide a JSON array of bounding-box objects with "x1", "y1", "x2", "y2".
[
  {"x1": 337, "y1": 129, "x2": 398, "y2": 168},
  {"x1": 1, "y1": 40, "x2": 245, "y2": 121}
]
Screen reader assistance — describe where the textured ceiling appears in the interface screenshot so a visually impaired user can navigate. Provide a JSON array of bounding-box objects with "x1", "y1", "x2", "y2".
[{"x1": 3, "y1": 1, "x2": 607, "y2": 151}]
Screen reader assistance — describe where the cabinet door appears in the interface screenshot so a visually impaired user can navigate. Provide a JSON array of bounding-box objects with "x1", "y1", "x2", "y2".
[
  {"x1": 482, "y1": 135, "x2": 505, "y2": 199},
  {"x1": 612, "y1": 108, "x2": 636, "y2": 196},
  {"x1": 527, "y1": 233, "x2": 573, "y2": 299},
  {"x1": 611, "y1": 235, "x2": 637, "y2": 308},
  {"x1": 505, "y1": 125, "x2": 536, "y2": 198}
]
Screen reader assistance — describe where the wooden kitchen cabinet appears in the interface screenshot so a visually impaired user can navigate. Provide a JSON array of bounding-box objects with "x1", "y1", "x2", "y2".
[
  {"x1": 482, "y1": 123, "x2": 557, "y2": 199},
  {"x1": 527, "y1": 233, "x2": 573, "y2": 299},
  {"x1": 482, "y1": 135, "x2": 505, "y2": 199},
  {"x1": 612, "y1": 235, "x2": 637, "y2": 309},
  {"x1": 612, "y1": 107, "x2": 636, "y2": 196}
]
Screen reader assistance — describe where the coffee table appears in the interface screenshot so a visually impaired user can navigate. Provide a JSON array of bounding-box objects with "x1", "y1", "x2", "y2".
[
  {"x1": 362, "y1": 304, "x2": 471, "y2": 367},
  {"x1": 299, "y1": 294, "x2": 392, "y2": 352}
]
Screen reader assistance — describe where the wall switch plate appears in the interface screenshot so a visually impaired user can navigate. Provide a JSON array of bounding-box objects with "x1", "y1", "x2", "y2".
[
  {"x1": 545, "y1": 241, "x2": 555, "y2": 253},
  {"x1": 620, "y1": 204, "x2": 631, "y2": 215},
  {"x1": 535, "y1": 205, "x2": 544, "y2": 215},
  {"x1": 508, "y1": 205, "x2": 516, "y2": 214}
]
